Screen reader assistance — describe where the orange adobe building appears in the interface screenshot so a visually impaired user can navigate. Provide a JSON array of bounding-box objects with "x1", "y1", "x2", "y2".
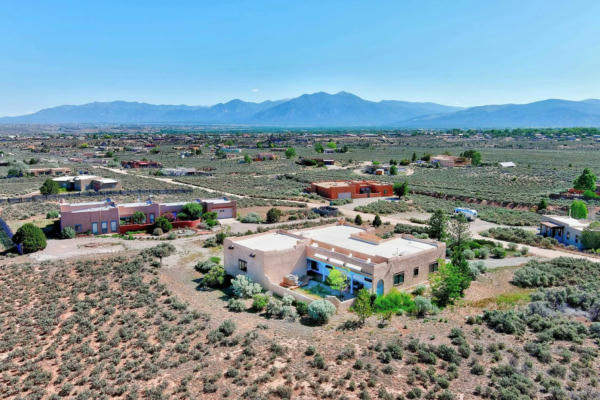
[{"x1": 309, "y1": 180, "x2": 393, "y2": 200}]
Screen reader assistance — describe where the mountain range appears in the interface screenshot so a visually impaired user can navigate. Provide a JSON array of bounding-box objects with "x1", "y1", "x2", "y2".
[{"x1": 2, "y1": 92, "x2": 600, "y2": 128}]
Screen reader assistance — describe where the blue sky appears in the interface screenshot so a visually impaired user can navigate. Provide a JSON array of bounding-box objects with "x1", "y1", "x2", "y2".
[{"x1": 1, "y1": 0, "x2": 599, "y2": 115}]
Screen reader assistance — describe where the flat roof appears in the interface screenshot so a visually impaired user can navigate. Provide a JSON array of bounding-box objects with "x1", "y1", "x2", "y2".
[
  {"x1": 313, "y1": 180, "x2": 383, "y2": 188},
  {"x1": 72, "y1": 206, "x2": 113, "y2": 213},
  {"x1": 543, "y1": 215, "x2": 589, "y2": 229},
  {"x1": 235, "y1": 232, "x2": 301, "y2": 252},
  {"x1": 203, "y1": 198, "x2": 232, "y2": 204},
  {"x1": 297, "y1": 225, "x2": 435, "y2": 258}
]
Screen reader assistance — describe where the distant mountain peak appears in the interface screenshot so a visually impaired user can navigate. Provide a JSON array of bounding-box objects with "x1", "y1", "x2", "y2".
[{"x1": 1, "y1": 93, "x2": 598, "y2": 127}]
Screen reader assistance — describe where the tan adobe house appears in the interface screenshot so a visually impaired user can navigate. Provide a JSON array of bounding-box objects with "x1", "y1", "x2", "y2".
[
  {"x1": 224, "y1": 222, "x2": 445, "y2": 299},
  {"x1": 60, "y1": 197, "x2": 236, "y2": 234}
]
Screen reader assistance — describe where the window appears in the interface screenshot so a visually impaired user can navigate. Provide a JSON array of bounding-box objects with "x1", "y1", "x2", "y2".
[
  {"x1": 364, "y1": 277, "x2": 372, "y2": 283},
  {"x1": 101, "y1": 221, "x2": 108, "y2": 233},
  {"x1": 92, "y1": 222, "x2": 98, "y2": 234},
  {"x1": 429, "y1": 262, "x2": 439, "y2": 273},
  {"x1": 149, "y1": 213, "x2": 155, "y2": 223},
  {"x1": 110, "y1": 220, "x2": 118, "y2": 232},
  {"x1": 413, "y1": 267, "x2": 419, "y2": 277},
  {"x1": 325, "y1": 265, "x2": 333, "y2": 269},
  {"x1": 74, "y1": 224, "x2": 82, "y2": 232},
  {"x1": 238, "y1": 259, "x2": 247, "y2": 272},
  {"x1": 566, "y1": 231, "x2": 570, "y2": 240},
  {"x1": 393, "y1": 272, "x2": 405, "y2": 285},
  {"x1": 575, "y1": 235, "x2": 579, "y2": 244},
  {"x1": 383, "y1": 189, "x2": 388, "y2": 194}
]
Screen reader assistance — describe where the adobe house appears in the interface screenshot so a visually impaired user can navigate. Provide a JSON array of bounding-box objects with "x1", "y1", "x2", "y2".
[
  {"x1": 52, "y1": 175, "x2": 122, "y2": 191},
  {"x1": 224, "y1": 222, "x2": 445, "y2": 300},
  {"x1": 253, "y1": 152, "x2": 278, "y2": 161},
  {"x1": 539, "y1": 215, "x2": 593, "y2": 250},
  {"x1": 309, "y1": 180, "x2": 393, "y2": 200},
  {"x1": 28, "y1": 167, "x2": 72, "y2": 176},
  {"x1": 430, "y1": 155, "x2": 471, "y2": 168},
  {"x1": 60, "y1": 197, "x2": 236, "y2": 234},
  {"x1": 121, "y1": 160, "x2": 163, "y2": 168}
]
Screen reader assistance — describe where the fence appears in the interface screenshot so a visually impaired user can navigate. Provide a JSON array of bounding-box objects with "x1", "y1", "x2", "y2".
[{"x1": 0, "y1": 188, "x2": 194, "y2": 205}]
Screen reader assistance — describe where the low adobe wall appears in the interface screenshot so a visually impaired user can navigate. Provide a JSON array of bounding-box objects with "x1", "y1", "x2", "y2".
[{"x1": 118, "y1": 218, "x2": 202, "y2": 234}]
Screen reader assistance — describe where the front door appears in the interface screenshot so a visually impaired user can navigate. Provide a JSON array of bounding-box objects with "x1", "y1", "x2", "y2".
[{"x1": 376, "y1": 280, "x2": 384, "y2": 296}]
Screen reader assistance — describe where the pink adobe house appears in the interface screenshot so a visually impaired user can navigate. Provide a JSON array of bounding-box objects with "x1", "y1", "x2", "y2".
[{"x1": 60, "y1": 198, "x2": 236, "y2": 234}]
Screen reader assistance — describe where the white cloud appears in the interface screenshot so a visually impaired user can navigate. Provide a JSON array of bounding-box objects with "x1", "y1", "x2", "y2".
[{"x1": 251, "y1": 88, "x2": 259, "y2": 93}]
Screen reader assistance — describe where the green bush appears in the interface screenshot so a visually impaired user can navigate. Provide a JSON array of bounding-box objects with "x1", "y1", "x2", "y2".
[
  {"x1": 13, "y1": 223, "x2": 47, "y2": 253},
  {"x1": 252, "y1": 294, "x2": 269, "y2": 311},
  {"x1": 491, "y1": 246, "x2": 506, "y2": 258},
  {"x1": 266, "y1": 208, "x2": 282, "y2": 223},
  {"x1": 154, "y1": 216, "x2": 173, "y2": 232},
  {"x1": 40, "y1": 179, "x2": 59, "y2": 195},
  {"x1": 182, "y1": 202, "x2": 204, "y2": 220},
  {"x1": 202, "y1": 265, "x2": 226, "y2": 287},
  {"x1": 373, "y1": 289, "x2": 415, "y2": 314},
  {"x1": 46, "y1": 210, "x2": 59, "y2": 219}
]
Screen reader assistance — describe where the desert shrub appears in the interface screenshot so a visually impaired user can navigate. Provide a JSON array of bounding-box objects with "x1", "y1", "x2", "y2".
[
  {"x1": 307, "y1": 300, "x2": 336, "y2": 324},
  {"x1": 520, "y1": 246, "x2": 529, "y2": 255},
  {"x1": 435, "y1": 344, "x2": 461, "y2": 365},
  {"x1": 195, "y1": 259, "x2": 218, "y2": 273},
  {"x1": 483, "y1": 310, "x2": 526, "y2": 335},
  {"x1": 470, "y1": 363, "x2": 485, "y2": 375},
  {"x1": 411, "y1": 296, "x2": 436, "y2": 317},
  {"x1": 513, "y1": 257, "x2": 600, "y2": 288},
  {"x1": 202, "y1": 265, "x2": 226, "y2": 288},
  {"x1": 241, "y1": 212, "x2": 262, "y2": 223},
  {"x1": 373, "y1": 289, "x2": 415, "y2": 314},
  {"x1": 218, "y1": 320, "x2": 236, "y2": 336},
  {"x1": 462, "y1": 249, "x2": 475, "y2": 260},
  {"x1": 252, "y1": 294, "x2": 269, "y2": 311},
  {"x1": 13, "y1": 223, "x2": 47, "y2": 253},
  {"x1": 152, "y1": 228, "x2": 163, "y2": 236},
  {"x1": 354, "y1": 200, "x2": 411, "y2": 215},
  {"x1": 227, "y1": 298, "x2": 245, "y2": 312},
  {"x1": 412, "y1": 285, "x2": 426, "y2": 296},
  {"x1": 590, "y1": 322, "x2": 600, "y2": 338},
  {"x1": 524, "y1": 341, "x2": 552, "y2": 363},
  {"x1": 265, "y1": 297, "x2": 284, "y2": 318},
  {"x1": 477, "y1": 247, "x2": 489, "y2": 259},
  {"x1": 61, "y1": 226, "x2": 76, "y2": 239},
  {"x1": 231, "y1": 275, "x2": 262, "y2": 298}
]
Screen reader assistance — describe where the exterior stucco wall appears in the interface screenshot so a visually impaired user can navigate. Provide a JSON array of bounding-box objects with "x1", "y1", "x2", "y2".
[
  {"x1": 224, "y1": 236, "x2": 308, "y2": 288},
  {"x1": 372, "y1": 243, "x2": 446, "y2": 294},
  {"x1": 60, "y1": 208, "x2": 120, "y2": 233}
]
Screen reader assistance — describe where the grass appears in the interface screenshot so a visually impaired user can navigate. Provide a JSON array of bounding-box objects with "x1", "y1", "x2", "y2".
[{"x1": 466, "y1": 289, "x2": 533, "y2": 309}]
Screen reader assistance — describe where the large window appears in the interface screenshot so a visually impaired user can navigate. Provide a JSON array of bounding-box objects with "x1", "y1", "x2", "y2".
[
  {"x1": 149, "y1": 213, "x2": 155, "y2": 223},
  {"x1": 74, "y1": 224, "x2": 82, "y2": 232},
  {"x1": 413, "y1": 267, "x2": 419, "y2": 277},
  {"x1": 110, "y1": 220, "x2": 118, "y2": 232},
  {"x1": 429, "y1": 262, "x2": 439, "y2": 273},
  {"x1": 92, "y1": 222, "x2": 98, "y2": 234},
  {"x1": 238, "y1": 259, "x2": 247, "y2": 272},
  {"x1": 101, "y1": 221, "x2": 108, "y2": 233},
  {"x1": 393, "y1": 272, "x2": 405, "y2": 285}
]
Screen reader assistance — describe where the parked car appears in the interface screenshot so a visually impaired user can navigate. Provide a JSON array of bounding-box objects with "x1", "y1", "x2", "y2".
[{"x1": 454, "y1": 207, "x2": 477, "y2": 221}]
